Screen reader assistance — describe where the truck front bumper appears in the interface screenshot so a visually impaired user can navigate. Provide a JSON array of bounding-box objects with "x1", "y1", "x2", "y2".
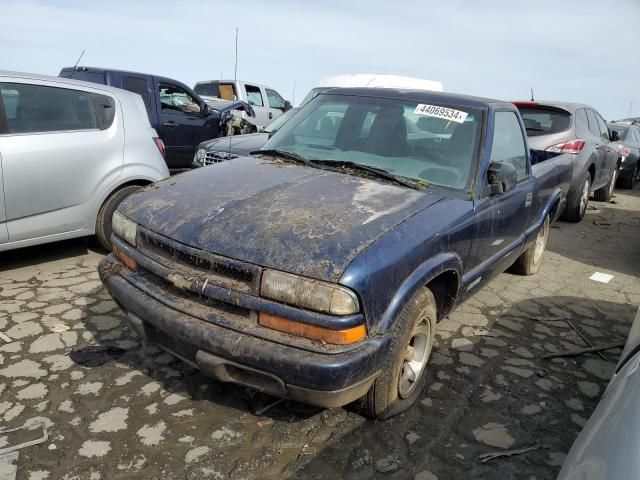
[{"x1": 99, "y1": 255, "x2": 386, "y2": 408}]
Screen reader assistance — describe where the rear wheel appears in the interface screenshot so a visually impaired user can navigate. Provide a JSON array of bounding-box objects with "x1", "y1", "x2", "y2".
[
  {"x1": 355, "y1": 288, "x2": 436, "y2": 419},
  {"x1": 510, "y1": 215, "x2": 549, "y2": 275},
  {"x1": 594, "y1": 168, "x2": 618, "y2": 201},
  {"x1": 562, "y1": 174, "x2": 590, "y2": 222},
  {"x1": 95, "y1": 185, "x2": 142, "y2": 251}
]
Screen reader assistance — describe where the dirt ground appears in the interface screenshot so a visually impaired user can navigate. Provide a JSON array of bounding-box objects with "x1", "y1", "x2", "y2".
[{"x1": 1, "y1": 188, "x2": 639, "y2": 480}]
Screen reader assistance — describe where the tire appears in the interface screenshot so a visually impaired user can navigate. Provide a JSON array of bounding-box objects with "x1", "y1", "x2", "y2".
[
  {"x1": 355, "y1": 287, "x2": 436, "y2": 420},
  {"x1": 510, "y1": 215, "x2": 549, "y2": 275},
  {"x1": 562, "y1": 174, "x2": 590, "y2": 222},
  {"x1": 95, "y1": 185, "x2": 141, "y2": 251},
  {"x1": 594, "y1": 168, "x2": 618, "y2": 201},
  {"x1": 618, "y1": 164, "x2": 637, "y2": 189}
]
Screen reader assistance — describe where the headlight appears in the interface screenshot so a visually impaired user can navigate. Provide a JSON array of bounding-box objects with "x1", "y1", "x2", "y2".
[
  {"x1": 112, "y1": 210, "x2": 137, "y2": 246},
  {"x1": 194, "y1": 148, "x2": 206, "y2": 166},
  {"x1": 260, "y1": 269, "x2": 359, "y2": 315}
]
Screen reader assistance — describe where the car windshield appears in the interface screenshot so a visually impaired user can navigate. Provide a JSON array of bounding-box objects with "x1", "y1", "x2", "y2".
[
  {"x1": 261, "y1": 108, "x2": 298, "y2": 133},
  {"x1": 299, "y1": 87, "x2": 330, "y2": 106},
  {"x1": 262, "y1": 94, "x2": 482, "y2": 190}
]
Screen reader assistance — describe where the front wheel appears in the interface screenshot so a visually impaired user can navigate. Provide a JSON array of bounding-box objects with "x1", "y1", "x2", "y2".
[
  {"x1": 510, "y1": 215, "x2": 549, "y2": 275},
  {"x1": 355, "y1": 288, "x2": 436, "y2": 419},
  {"x1": 594, "y1": 168, "x2": 618, "y2": 201}
]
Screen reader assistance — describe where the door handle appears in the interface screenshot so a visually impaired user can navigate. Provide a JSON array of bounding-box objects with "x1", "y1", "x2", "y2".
[
  {"x1": 268, "y1": 112, "x2": 273, "y2": 120},
  {"x1": 162, "y1": 121, "x2": 178, "y2": 128}
]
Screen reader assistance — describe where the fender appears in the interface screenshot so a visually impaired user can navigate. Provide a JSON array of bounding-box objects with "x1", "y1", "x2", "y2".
[
  {"x1": 376, "y1": 252, "x2": 463, "y2": 334},
  {"x1": 525, "y1": 187, "x2": 564, "y2": 241}
]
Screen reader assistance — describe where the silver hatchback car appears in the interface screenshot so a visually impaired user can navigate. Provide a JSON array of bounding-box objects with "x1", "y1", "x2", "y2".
[{"x1": 0, "y1": 71, "x2": 169, "y2": 251}]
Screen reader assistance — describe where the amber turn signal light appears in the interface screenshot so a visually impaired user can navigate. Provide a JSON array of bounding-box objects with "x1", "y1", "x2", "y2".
[
  {"x1": 113, "y1": 244, "x2": 137, "y2": 271},
  {"x1": 258, "y1": 312, "x2": 366, "y2": 345}
]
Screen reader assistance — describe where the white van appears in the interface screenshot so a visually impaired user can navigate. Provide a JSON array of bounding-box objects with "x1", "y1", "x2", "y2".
[{"x1": 299, "y1": 74, "x2": 444, "y2": 106}]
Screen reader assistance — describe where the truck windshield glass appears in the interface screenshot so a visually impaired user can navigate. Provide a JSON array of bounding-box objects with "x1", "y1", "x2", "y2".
[{"x1": 263, "y1": 94, "x2": 482, "y2": 190}]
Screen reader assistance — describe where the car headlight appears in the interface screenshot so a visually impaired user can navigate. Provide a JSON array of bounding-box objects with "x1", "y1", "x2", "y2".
[
  {"x1": 194, "y1": 148, "x2": 206, "y2": 166},
  {"x1": 260, "y1": 269, "x2": 359, "y2": 315},
  {"x1": 112, "y1": 210, "x2": 137, "y2": 246}
]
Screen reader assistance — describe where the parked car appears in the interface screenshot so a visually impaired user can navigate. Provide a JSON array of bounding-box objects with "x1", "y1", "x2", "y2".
[
  {"x1": 60, "y1": 66, "x2": 254, "y2": 170},
  {"x1": 0, "y1": 70, "x2": 169, "y2": 251},
  {"x1": 99, "y1": 88, "x2": 571, "y2": 419},
  {"x1": 514, "y1": 101, "x2": 619, "y2": 221},
  {"x1": 608, "y1": 122, "x2": 640, "y2": 189},
  {"x1": 194, "y1": 80, "x2": 290, "y2": 129},
  {"x1": 299, "y1": 73, "x2": 444, "y2": 106},
  {"x1": 193, "y1": 107, "x2": 299, "y2": 166},
  {"x1": 557, "y1": 307, "x2": 640, "y2": 480}
]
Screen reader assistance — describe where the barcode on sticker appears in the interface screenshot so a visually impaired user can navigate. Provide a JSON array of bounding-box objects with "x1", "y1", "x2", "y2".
[{"x1": 414, "y1": 104, "x2": 468, "y2": 123}]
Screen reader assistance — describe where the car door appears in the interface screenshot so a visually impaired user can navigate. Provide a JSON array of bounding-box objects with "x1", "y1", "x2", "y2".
[
  {"x1": 0, "y1": 96, "x2": 8, "y2": 244},
  {"x1": 0, "y1": 80, "x2": 123, "y2": 242},
  {"x1": 468, "y1": 110, "x2": 534, "y2": 283},
  {"x1": 265, "y1": 88, "x2": 286, "y2": 124},
  {"x1": 594, "y1": 110, "x2": 617, "y2": 182},
  {"x1": 156, "y1": 80, "x2": 217, "y2": 169},
  {"x1": 585, "y1": 109, "x2": 608, "y2": 188},
  {"x1": 243, "y1": 83, "x2": 269, "y2": 128}
]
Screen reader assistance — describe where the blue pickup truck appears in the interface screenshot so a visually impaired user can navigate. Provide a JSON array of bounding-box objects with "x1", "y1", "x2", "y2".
[
  {"x1": 59, "y1": 66, "x2": 254, "y2": 170},
  {"x1": 98, "y1": 88, "x2": 571, "y2": 418}
]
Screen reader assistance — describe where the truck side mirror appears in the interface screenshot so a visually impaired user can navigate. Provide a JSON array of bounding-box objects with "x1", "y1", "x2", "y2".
[
  {"x1": 610, "y1": 130, "x2": 619, "y2": 141},
  {"x1": 487, "y1": 162, "x2": 517, "y2": 195},
  {"x1": 283, "y1": 100, "x2": 292, "y2": 112}
]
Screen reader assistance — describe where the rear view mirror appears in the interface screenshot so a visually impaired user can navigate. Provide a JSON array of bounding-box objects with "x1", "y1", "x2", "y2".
[
  {"x1": 610, "y1": 130, "x2": 619, "y2": 141},
  {"x1": 487, "y1": 162, "x2": 517, "y2": 195}
]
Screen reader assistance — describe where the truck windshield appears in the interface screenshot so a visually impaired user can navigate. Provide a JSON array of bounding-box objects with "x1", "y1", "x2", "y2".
[{"x1": 262, "y1": 94, "x2": 482, "y2": 190}]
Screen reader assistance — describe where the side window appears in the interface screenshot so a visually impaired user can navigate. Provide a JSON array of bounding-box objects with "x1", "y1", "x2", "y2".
[
  {"x1": 90, "y1": 93, "x2": 116, "y2": 130},
  {"x1": 585, "y1": 110, "x2": 601, "y2": 137},
  {"x1": 633, "y1": 128, "x2": 640, "y2": 144},
  {"x1": 159, "y1": 82, "x2": 201, "y2": 115},
  {"x1": 245, "y1": 85, "x2": 263, "y2": 107},
  {"x1": 490, "y1": 111, "x2": 528, "y2": 181},
  {"x1": 594, "y1": 112, "x2": 609, "y2": 140},
  {"x1": 266, "y1": 89, "x2": 285, "y2": 109},
  {"x1": 122, "y1": 76, "x2": 151, "y2": 112},
  {"x1": 0, "y1": 82, "x2": 96, "y2": 134}
]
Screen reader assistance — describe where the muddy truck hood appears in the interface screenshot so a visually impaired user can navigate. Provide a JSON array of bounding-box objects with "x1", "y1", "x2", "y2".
[{"x1": 119, "y1": 156, "x2": 444, "y2": 282}]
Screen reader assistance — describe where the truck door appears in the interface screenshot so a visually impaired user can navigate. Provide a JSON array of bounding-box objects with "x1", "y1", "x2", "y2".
[
  {"x1": 468, "y1": 110, "x2": 534, "y2": 284},
  {"x1": 265, "y1": 88, "x2": 286, "y2": 124},
  {"x1": 243, "y1": 83, "x2": 269, "y2": 128},
  {"x1": 156, "y1": 80, "x2": 219, "y2": 170}
]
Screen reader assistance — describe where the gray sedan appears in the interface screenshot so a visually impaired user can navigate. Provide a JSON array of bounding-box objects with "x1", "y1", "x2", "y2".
[{"x1": 193, "y1": 108, "x2": 298, "y2": 166}]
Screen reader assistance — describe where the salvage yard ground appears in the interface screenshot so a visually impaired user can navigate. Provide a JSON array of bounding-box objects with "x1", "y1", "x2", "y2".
[{"x1": 1, "y1": 189, "x2": 639, "y2": 480}]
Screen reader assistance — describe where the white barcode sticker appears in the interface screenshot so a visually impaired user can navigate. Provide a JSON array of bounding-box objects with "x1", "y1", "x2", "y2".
[{"x1": 414, "y1": 104, "x2": 468, "y2": 123}]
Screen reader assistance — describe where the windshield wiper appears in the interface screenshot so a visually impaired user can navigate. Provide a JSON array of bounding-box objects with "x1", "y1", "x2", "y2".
[
  {"x1": 311, "y1": 159, "x2": 426, "y2": 190},
  {"x1": 257, "y1": 149, "x2": 320, "y2": 168}
]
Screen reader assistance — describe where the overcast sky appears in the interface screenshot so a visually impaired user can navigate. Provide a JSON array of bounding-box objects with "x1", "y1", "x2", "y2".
[{"x1": 1, "y1": 0, "x2": 639, "y2": 119}]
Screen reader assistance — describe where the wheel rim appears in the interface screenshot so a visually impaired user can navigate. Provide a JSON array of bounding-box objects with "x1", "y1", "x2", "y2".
[
  {"x1": 398, "y1": 323, "x2": 431, "y2": 399},
  {"x1": 609, "y1": 170, "x2": 617, "y2": 197},
  {"x1": 533, "y1": 218, "x2": 548, "y2": 264},
  {"x1": 579, "y1": 178, "x2": 590, "y2": 215}
]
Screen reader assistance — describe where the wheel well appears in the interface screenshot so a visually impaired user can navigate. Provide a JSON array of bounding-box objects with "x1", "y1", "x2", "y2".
[
  {"x1": 426, "y1": 270, "x2": 459, "y2": 320},
  {"x1": 588, "y1": 164, "x2": 596, "y2": 183},
  {"x1": 549, "y1": 197, "x2": 561, "y2": 220}
]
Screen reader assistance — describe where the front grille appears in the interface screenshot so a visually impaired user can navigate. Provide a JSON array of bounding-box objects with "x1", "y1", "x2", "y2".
[
  {"x1": 204, "y1": 151, "x2": 238, "y2": 165},
  {"x1": 137, "y1": 227, "x2": 261, "y2": 295}
]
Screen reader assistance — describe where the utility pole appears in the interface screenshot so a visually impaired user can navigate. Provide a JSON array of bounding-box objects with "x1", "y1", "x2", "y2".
[{"x1": 234, "y1": 27, "x2": 238, "y2": 83}]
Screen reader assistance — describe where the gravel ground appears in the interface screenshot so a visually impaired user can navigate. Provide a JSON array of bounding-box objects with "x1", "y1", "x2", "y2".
[{"x1": 0, "y1": 188, "x2": 639, "y2": 480}]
